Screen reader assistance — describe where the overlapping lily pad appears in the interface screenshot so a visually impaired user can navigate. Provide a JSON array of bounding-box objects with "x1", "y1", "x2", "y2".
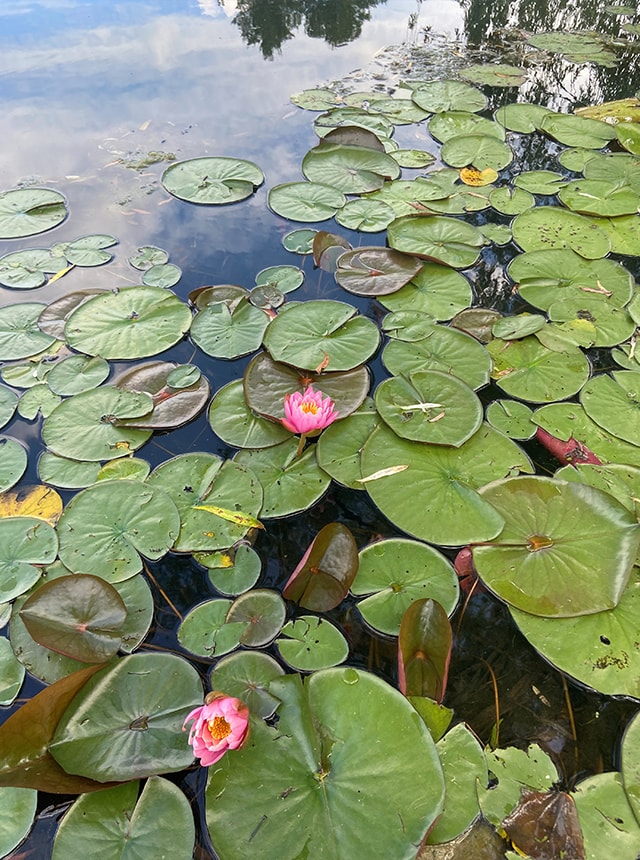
[
  {"x1": 512, "y1": 206, "x2": 611, "y2": 259},
  {"x1": 301, "y1": 143, "x2": 400, "y2": 194},
  {"x1": 191, "y1": 297, "x2": 269, "y2": 359},
  {"x1": 0, "y1": 303, "x2": 57, "y2": 360}
]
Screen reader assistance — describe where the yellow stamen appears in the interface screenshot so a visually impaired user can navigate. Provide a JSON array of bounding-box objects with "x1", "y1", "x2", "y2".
[
  {"x1": 208, "y1": 715, "x2": 232, "y2": 740},
  {"x1": 301, "y1": 402, "x2": 319, "y2": 414}
]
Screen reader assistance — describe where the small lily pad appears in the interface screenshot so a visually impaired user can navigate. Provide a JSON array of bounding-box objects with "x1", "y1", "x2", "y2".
[{"x1": 276, "y1": 616, "x2": 349, "y2": 671}]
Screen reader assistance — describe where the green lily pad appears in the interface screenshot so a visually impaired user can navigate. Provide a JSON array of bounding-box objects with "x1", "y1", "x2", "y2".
[
  {"x1": 45, "y1": 355, "x2": 110, "y2": 396},
  {"x1": 616, "y1": 121, "x2": 640, "y2": 154},
  {"x1": 42, "y1": 386, "x2": 153, "y2": 462},
  {"x1": 208, "y1": 379, "x2": 290, "y2": 449},
  {"x1": 0, "y1": 437, "x2": 28, "y2": 492},
  {"x1": 191, "y1": 297, "x2": 270, "y2": 359},
  {"x1": 540, "y1": 112, "x2": 617, "y2": 148},
  {"x1": 0, "y1": 302, "x2": 56, "y2": 360},
  {"x1": 37, "y1": 452, "x2": 101, "y2": 489},
  {"x1": 374, "y1": 370, "x2": 483, "y2": 447},
  {"x1": 621, "y1": 709, "x2": 640, "y2": 825},
  {"x1": 0, "y1": 786, "x2": 37, "y2": 856},
  {"x1": 492, "y1": 313, "x2": 546, "y2": 340},
  {"x1": 0, "y1": 516, "x2": 57, "y2": 602},
  {"x1": 96, "y1": 457, "x2": 151, "y2": 483},
  {"x1": 161, "y1": 156, "x2": 264, "y2": 204},
  {"x1": 57, "y1": 479, "x2": 181, "y2": 580},
  {"x1": 276, "y1": 616, "x2": 349, "y2": 671},
  {"x1": 226, "y1": 589, "x2": 286, "y2": 647},
  {"x1": 389, "y1": 148, "x2": 436, "y2": 168},
  {"x1": 52, "y1": 234, "x2": 117, "y2": 267},
  {"x1": 387, "y1": 215, "x2": 485, "y2": 268},
  {"x1": 411, "y1": 79, "x2": 487, "y2": 113},
  {"x1": 204, "y1": 544, "x2": 262, "y2": 596},
  {"x1": 580, "y1": 371, "x2": 640, "y2": 445},
  {"x1": 474, "y1": 476, "x2": 640, "y2": 616},
  {"x1": 255, "y1": 265, "x2": 304, "y2": 295},
  {"x1": 548, "y1": 295, "x2": 635, "y2": 347},
  {"x1": 489, "y1": 186, "x2": 535, "y2": 215},
  {"x1": 17, "y1": 383, "x2": 61, "y2": 419},
  {"x1": 478, "y1": 744, "x2": 558, "y2": 827},
  {"x1": 234, "y1": 438, "x2": 330, "y2": 518},
  {"x1": 556, "y1": 462, "x2": 640, "y2": 519},
  {"x1": 428, "y1": 112, "x2": 505, "y2": 145},
  {"x1": 282, "y1": 228, "x2": 317, "y2": 254},
  {"x1": 378, "y1": 262, "x2": 472, "y2": 321},
  {"x1": 441, "y1": 134, "x2": 514, "y2": 171},
  {"x1": 290, "y1": 87, "x2": 341, "y2": 110},
  {"x1": 177, "y1": 598, "x2": 244, "y2": 658},
  {"x1": 514, "y1": 170, "x2": 568, "y2": 195},
  {"x1": 205, "y1": 669, "x2": 444, "y2": 860},
  {"x1": 0, "y1": 187, "x2": 67, "y2": 238},
  {"x1": 335, "y1": 197, "x2": 396, "y2": 232},
  {"x1": 142, "y1": 262, "x2": 182, "y2": 288},
  {"x1": 64, "y1": 286, "x2": 192, "y2": 360},
  {"x1": 147, "y1": 453, "x2": 263, "y2": 553},
  {"x1": 263, "y1": 300, "x2": 380, "y2": 372},
  {"x1": 0, "y1": 248, "x2": 61, "y2": 289},
  {"x1": 129, "y1": 245, "x2": 169, "y2": 270},
  {"x1": 352, "y1": 538, "x2": 459, "y2": 636},
  {"x1": 559, "y1": 178, "x2": 640, "y2": 216},
  {"x1": 268, "y1": 182, "x2": 347, "y2": 222},
  {"x1": 334, "y1": 246, "x2": 422, "y2": 296},
  {"x1": 574, "y1": 772, "x2": 640, "y2": 860},
  {"x1": 488, "y1": 335, "x2": 591, "y2": 402},
  {"x1": 208, "y1": 651, "x2": 284, "y2": 719},
  {"x1": 243, "y1": 351, "x2": 370, "y2": 423},
  {"x1": 49, "y1": 652, "x2": 202, "y2": 782},
  {"x1": 494, "y1": 102, "x2": 553, "y2": 133},
  {"x1": 512, "y1": 206, "x2": 611, "y2": 259},
  {"x1": 313, "y1": 106, "x2": 394, "y2": 140},
  {"x1": 315, "y1": 402, "x2": 379, "y2": 490},
  {"x1": 0, "y1": 636, "x2": 26, "y2": 706},
  {"x1": 382, "y1": 320, "x2": 492, "y2": 391},
  {"x1": 302, "y1": 143, "x2": 400, "y2": 194},
  {"x1": 460, "y1": 63, "x2": 527, "y2": 87},
  {"x1": 36, "y1": 289, "x2": 104, "y2": 339},
  {"x1": 0, "y1": 386, "x2": 18, "y2": 429},
  {"x1": 511, "y1": 566, "x2": 640, "y2": 697},
  {"x1": 360, "y1": 422, "x2": 533, "y2": 547},
  {"x1": 369, "y1": 97, "x2": 431, "y2": 124},
  {"x1": 486, "y1": 400, "x2": 536, "y2": 440},
  {"x1": 52, "y1": 777, "x2": 194, "y2": 860}
]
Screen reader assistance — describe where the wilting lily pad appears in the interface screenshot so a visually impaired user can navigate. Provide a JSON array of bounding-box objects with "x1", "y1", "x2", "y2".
[
  {"x1": 276, "y1": 616, "x2": 349, "y2": 671},
  {"x1": 52, "y1": 777, "x2": 194, "y2": 860},
  {"x1": 473, "y1": 476, "x2": 640, "y2": 616},
  {"x1": 0, "y1": 188, "x2": 67, "y2": 238},
  {"x1": 263, "y1": 300, "x2": 380, "y2": 372},
  {"x1": 42, "y1": 386, "x2": 153, "y2": 461},
  {"x1": 374, "y1": 370, "x2": 482, "y2": 447},
  {"x1": 334, "y1": 246, "x2": 422, "y2": 296},
  {"x1": 206, "y1": 669, "x2": 444, "y2": 860},
  {"x1": 64, "y1": 286, "x2": 191, "y2": 359},
  {"x1": 387, "y1": 216, "x2": 485, "y2": 268},
  {"x1": 56, "y1": 479, "x2": 181, "y2": 580},
  {"x1": 161, "y1": 157, "x2": 263, "y2": 204},
  {"x1": 352, "y1": 538, "x2": 459, "y2": 636},
  {"x1": 361, "y1": 422, "x2": 533, "y2": 546},
  {"x1": 147, "y1": 453, "x2": 263, "y2": 553},
  {"x1": 268, "y1": 182, "x2": 346, "y2": 222},
  {"x1": 49, "y1": 652, "x2": 202, "y2": 782}
]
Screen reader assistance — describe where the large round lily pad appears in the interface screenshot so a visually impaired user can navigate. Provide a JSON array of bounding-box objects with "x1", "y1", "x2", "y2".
[
  {"x1": 512, "y1": 207, "x2": 611, "y2": 259},
  {"x1": 268, "y1": 182, "x2": 346, "y2": 222},
  {"x1": 263, "y1": 300, "x2": 380, "y2": 372},
  {"x1": 161, "y1": 157, "x2": 263, "y2": 204},
  {"x1": 64, "y1": 286, "x2": 192, "y2": 359},
  {"x1": 387, "y1": 215, "x2": 485, "y2": 268},
  {"x1": 56, "y1": 479, "x2": 181, "y2": 580},
  {"x1": 360, "y1": 422, "x2": 533, "y2": 547},
  {"x1": 301, "y1": 143, "x2": 400, "y2": 194},
  {"x1": 473, "y1": 476, "x2": 640, "y2": 617},
  {"x1": 0, "y1": 188, "x2": 67, "y2": 238},
  {"x1": 50, "y1": 652, "x2": 203, "y2": 781},
  {"x1": 205, "y1": 669, "x2": 445, "y2": 860}
]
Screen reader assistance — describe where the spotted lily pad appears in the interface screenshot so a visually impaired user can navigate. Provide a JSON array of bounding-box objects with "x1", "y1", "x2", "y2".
[
  {"x1": 511, "y1": 206, "x2": 611, "y2": 259},
  {"x1": 161, "y1": 157, "x2": 264, "y2": 204}
]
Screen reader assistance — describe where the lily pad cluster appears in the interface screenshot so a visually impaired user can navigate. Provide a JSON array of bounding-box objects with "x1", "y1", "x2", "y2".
[{"x1": 2, "y1": 29, "x2": 640, "y2": 860}]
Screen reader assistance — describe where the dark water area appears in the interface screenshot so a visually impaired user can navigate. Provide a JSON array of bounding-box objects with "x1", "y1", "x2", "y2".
[{"x1": 2, "y1": 1, "x2": 640, "y2": 858}]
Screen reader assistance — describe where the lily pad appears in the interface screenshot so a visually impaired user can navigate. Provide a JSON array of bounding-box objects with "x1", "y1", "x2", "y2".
[
  {"x1": 49, "y1": 652, "x2": 202, "y2": 782},
  {"x1": 378, "y1": 262, "x2": 472, "y2": 321},
  {"x1": 225, "y1": 589, "x2": 286, "y2": 647},
  {"x1": 486, "y1": 400, "x2": 536, "y2": 440},
  {"x1": 411, "y1": 80, "x2": 487, "y2": 113},
  {"x1": 268, "y1": 182, "x2": 346, "y2": 222},
  {"x1": 460, "y1": 63, "x2": 527, "y2": 87},
  {"x1": 374, "y1": 370, "x2": 483, "y2": 447},
  {"x1": 177, "y1": 598, "x2": 244, "y2": 658},
  {"x1": 37, "y1": 452, "x2": 101, "y2": 489},
  {"x1": 352, "y1": 538, "x2": 459, "y2": 636},
  {"x1": 387, "y1": 215, "x2": 485, "y2": 268},
  {"x1": 208, "y1": 379, "x2": 290, "y2": 449},
  {"x1": 255, "y1": 265, "x2": 304, "y2": 294},
  {"x1": 0, "y1": 786, "x2": 37, "y2": 856},
  {"x1": 142, "y1": 262, "x2": 182, "y2": 288},
  {"x1": 0, "y1": 516, "x2": 57, "y2": 602},
  {"x1": 0, "y1": 437, "x2": 28, "y2": 492},
  {"x1": 473, "y1": 476, "x2": 640, "y2": 616},
  {"x1": 302, "y1": 143, "x2": 400, "y2": 194},
  {"x1": 205, "y1": 669, "x2": 444, "y2": 860},
  {"x1": 334, "y1": 246, "x2": 422, "y2": 296},
  {"x1": 56, "y1": 479, "x2": 181, "y2": 580},
  {"x1": 45, "y1": 355, "x2": 110, "y2": 396},
  {"x1": 574, "y1": 773, "x2": 640, "y2": 860},
  {"x1": 64, "y1": 286, "x2": 192, "y2": 360},
  {"x1": 204, "y1": 544, "x2": 262, "y2": 596},
  {"x1": 428, "y1": 111, "x2": 505, "y2": 145},
  {"x1": 263, "y1": 300, "x2": 380, "y2": 372},
  {"x1": 489, "y1": 186, "x2": 536, "y2": 215},
  {"x1": 114, "y1": 360, "x2": 210, "y2": 430},
  {"x1": 360, "y1": 422, "x2": 533, "y2": 547},
  {"x1": 580, "y1": 371, "x2": 640, "y2": 445},
  {"x1": 208, "y1": 651, "x2": 284, "y2": 719},
  {"x1": 0, "y1": 303, "x2": 56, "y2": 360},
  {"x1": 494, "y1": 102, "x2": 553, "y2": 133},
  {"x1": 540, "y1": 112, "x2": 617, "y2": 148},
  {"x1": 276, "y1": 616, "x2": 349, "y2": 671},
  {"x1": 514, "y1": 170, "x2": 568, "y2": 195},
  {"x1": 335, "y1": 197, "x2": 397, "y2": 232},
  {"x1": 161, "y1": 156, "x2": 264, "y2": 204},
  {"x1": 52, "y1": 234, "x2": 117, "y2": 267},
  {"x1": 512, "y1": 206, "x2": 611, "y2": 259},
  {"x1": 191, "y1": 297, "x2": 269, "y2": 359},
  {"x1": 315, "y1": 402, "x2": 379, "y2": 490},
  {"x1": 559, "y1": 178, "x2": 640, "y2": 217},
  {"x1": 0, "y1": 187, "x2": 67, "y2": 238},
  {"x1": 441, "y1": 134, "x2": 514, "y2": 171},
  {"x1": 0, "y1": 248, "x2": 61, "y2": 289}
]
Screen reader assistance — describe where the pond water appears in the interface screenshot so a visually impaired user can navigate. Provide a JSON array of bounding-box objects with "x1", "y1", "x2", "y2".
[{"x1": 2, "y1": 1, "x2": 640, "y2": 858}]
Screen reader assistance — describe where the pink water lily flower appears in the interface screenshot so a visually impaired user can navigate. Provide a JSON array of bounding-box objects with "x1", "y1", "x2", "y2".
[
  {"x1": 183, "y1": 693, "x2": 249, "y2": 766},
  {"x1": 281, "y1": 386, "x2": 339, "y2": 435}
]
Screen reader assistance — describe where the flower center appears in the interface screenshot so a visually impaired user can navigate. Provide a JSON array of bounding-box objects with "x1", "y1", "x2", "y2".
[
  {"x1": 301, "y1": 401, "x2": 319, "y2": 414},
  {"x1": 208, "y1": 715, "x2": 232, "y2": 740}
]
